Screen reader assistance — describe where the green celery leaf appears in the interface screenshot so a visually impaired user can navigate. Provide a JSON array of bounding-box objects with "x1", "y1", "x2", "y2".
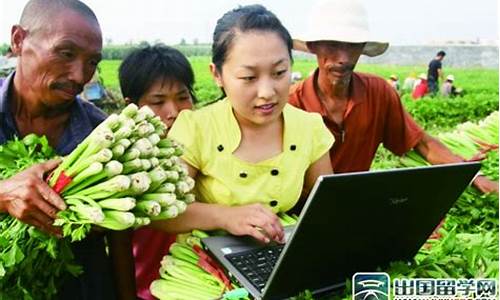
[{"x1": 3, "y1": 243, "x2": 25, "y2": 268}]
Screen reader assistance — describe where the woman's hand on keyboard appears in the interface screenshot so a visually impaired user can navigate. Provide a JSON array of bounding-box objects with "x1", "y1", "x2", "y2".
[{"x1": 219, "y1": 203, "x2": 284, "y2": 243}]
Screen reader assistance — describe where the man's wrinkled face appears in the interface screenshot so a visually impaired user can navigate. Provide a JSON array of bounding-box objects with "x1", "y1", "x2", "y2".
[
  {"x1": 307, "y1": 41, "x2": 364, "y2": 87},
  {"x1": 14, "y1": 9, "x2": 102, "y2": 107}
]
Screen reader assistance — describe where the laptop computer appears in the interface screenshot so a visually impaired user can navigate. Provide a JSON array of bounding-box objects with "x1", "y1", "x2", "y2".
[{"x1": 202, "y1": 162, "x2": 481, "y2": 300}]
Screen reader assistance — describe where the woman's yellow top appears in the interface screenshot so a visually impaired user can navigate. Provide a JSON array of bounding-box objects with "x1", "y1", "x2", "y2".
[{"x1": 168, "y1": 99, "x2": 334, "y2": 213}]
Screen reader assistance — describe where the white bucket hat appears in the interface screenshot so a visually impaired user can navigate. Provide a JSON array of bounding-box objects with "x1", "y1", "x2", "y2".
[
  {"x1": 446, "y1": 74, "x2": 454, "y2": 81},
  {"x1": 293, "y1": 0, "x2": 389, "y2": 57}
]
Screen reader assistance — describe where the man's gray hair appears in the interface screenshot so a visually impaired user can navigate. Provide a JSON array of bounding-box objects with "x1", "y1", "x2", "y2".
[{"x1": 19, "y1": 0, "x2": 100, "y2": 36}]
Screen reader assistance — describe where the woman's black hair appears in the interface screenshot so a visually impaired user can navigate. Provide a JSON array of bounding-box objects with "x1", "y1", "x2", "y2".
[
  {"x1": 212, "y1": 4, "x2": 293, "y2": 74},
  {"x1": 119, "y1": 44, "x2": 197, "y2": 104}
]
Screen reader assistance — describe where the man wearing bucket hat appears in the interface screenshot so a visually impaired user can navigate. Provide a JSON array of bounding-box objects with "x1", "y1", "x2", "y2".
[{"x1": 289, "y1": 0, "x2": 498, "y2": 194}]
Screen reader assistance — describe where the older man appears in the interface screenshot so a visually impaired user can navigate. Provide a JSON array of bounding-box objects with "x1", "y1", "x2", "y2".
[
  {"x1": 0, "y1": 0, "x2": 134, "y2": 299},
  {"x1": 289, "y1": 0, "x2": 498, "y2": 193}
]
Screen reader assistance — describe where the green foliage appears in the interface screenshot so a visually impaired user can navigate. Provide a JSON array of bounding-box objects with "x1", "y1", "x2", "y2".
[
  {"x1": 386, "y1": 227, "x2": 498, "y2": 279},
  {"x1": 0, "y1": 135, "x2": 80, "y2": 300},
  {"x1": 291, "y1": 290, "x2": 315, "y2": 300},
  {"x1": 98, "y1": 57, "x2": 499, "y2": 114},
  {"x1": 0, "y1": 44, "x2": 8, "y2": 56},
  {"x1": 98, "y1": 60, "x2": 122, "y2": 93},
  {"x1": 446, "y1": 186, "x2": 499, "y2": 233},
  {"x1": 101, "y1": 44, "x2": 135, "y2": 60},
  {"x1": 189, "y1": 57, "x2": 221, "y2": 104},
  {"x1": 403, "y1": 94, "x2": 499, "y2": 132},
  {"x1": 174, "y1": 44, "x2": 211, "y2": 57},
  {"x1": 482, "y1": 150, "x2": 499, "y2": 180},
  {"x1": 0, "y1": 134, "x2": 55, "y2": 179},
  {"x1": 100, "y1": 44, "x2": 211, "y2": 60}
]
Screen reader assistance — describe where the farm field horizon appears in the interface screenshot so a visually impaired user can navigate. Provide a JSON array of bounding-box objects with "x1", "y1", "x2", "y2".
[{"x1": 99, "y1": 56, "x2": 499, "y2": 107}]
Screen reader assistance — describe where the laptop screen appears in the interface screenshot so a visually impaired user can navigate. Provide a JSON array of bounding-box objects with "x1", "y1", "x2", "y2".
[{"x1": 203, "y1": 162, "x2": 480, "y2": 299}]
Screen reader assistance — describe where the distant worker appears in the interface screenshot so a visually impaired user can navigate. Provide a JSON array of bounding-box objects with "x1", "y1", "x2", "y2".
[
  {"x1": 80, "y1": 70, "x2": 106, "y2": 103},
  {"x1": 291, "y1": 71, "x2": 303, "y2": 83},
  {"x1": 427, "y1": 50, "x2": 446, "y2": 95},
  {"x1": 386, "y1": 74, "x2": 399, "y2": 92},
  {"x1": 412, "y1": 73, "x2": 428, "y2": 100},
  {"x1": 441, "y1": 74, "x2": 463, "y2": 97},
  {"x1": 0, "y1": 47, "x2": 17, "y2": 78},
  {"x1": 402, "y1": 72, "x2": 416, "y2": 93},
  {"x1": 5, "y1": 47, "x2": 15, "y2": 58}
]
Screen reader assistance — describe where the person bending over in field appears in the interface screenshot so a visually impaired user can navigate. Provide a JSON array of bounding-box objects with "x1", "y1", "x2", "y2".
[
  {"x1": 155, "y1": 4, "x2": 333, "y2": 243},
  {"x1": 118, "y1": 44, "x2": 197, "y2": 300},
  {"x1": 289, "y1": 0, "x2": 498, "y2": 194}
]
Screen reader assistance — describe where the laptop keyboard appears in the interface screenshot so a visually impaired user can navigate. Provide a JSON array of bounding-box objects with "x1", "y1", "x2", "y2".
[{"x1": 225, "y1": 244, "x2": 284, "y2": 291}]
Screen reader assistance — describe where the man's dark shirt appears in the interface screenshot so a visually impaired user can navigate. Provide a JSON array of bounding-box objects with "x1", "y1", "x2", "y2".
[
  {"x1": 427, "y1": 59, "x2": 442, "y2": 82},
  {"x1": 0, "y1": 72, "x2": 116, "y2": 300}
]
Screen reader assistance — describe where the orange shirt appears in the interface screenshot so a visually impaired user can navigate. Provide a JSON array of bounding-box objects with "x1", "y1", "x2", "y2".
[{"x1": 289, "y1": 70, "x2": 424, "y2": 173}]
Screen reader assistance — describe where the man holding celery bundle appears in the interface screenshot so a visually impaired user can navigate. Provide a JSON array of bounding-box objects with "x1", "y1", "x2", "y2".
[{"x1": 0, "y1": 0, "x2": 132, "y2": 299}]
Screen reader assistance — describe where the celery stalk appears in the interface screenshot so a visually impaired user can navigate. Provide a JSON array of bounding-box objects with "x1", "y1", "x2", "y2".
[
  {"x1": 97, "y1": 197, "x2": 136, "y2": 211},
  {"x1": 134, "y1": 200, "x2": 161, "y2": 216},
  {"x1": 75, "y1": 175, "x2": 131, "y2": 199},
  {"x1": 97, "y1": 210, "x2": 135, "y2": 230}
]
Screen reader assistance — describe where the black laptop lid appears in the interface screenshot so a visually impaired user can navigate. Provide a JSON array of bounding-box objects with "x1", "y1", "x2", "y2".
[{"x1": 263, "y1": 162, "x2": 480, "y2": 299}]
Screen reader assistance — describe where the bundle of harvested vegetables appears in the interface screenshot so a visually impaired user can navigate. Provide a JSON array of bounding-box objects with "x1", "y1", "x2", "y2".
[
  {"x1": 150, "y1": 213, "x2": 298, "y2": 300},
  {"x1": 401, "y1": 111, "x2": 499, "y2": 167},
  {"x1": 48, "y1": 104, "x2": 195, "y2": 241},
  {"x1": 0, "y1": 135, "x2": 81, "y2": 300}
]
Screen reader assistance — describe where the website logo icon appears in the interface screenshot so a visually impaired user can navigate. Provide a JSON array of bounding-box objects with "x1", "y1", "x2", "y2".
[{"x1": 353, "y1": 272, "x2": 390, "y2": 300}]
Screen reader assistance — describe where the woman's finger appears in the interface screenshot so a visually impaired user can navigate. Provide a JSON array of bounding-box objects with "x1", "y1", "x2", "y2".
[{"x1": 246, "y1": 225, "x2": 270, "y2": 243}]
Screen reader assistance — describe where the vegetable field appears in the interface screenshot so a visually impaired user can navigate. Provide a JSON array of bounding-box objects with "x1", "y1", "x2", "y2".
[{"x1": 99, "y1": 57, "x2": 498, "y2": 121}]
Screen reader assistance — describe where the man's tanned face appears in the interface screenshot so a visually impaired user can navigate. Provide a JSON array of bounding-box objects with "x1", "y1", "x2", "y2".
[
  {"x1": 14, "y1": 9, "x2": 102, "y2": 108},
  {"x1": 308, "y1": 41, "x2": 364, "y2": 88}
]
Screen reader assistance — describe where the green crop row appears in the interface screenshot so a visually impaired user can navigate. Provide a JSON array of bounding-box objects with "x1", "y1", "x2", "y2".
[{"x1": 98, "y1": 57, "x2": 498, "y2": 131}]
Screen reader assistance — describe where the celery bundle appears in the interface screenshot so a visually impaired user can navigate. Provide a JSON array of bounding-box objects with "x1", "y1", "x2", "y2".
[
  {"x1": 439, "y1": 111, "x2": 498, "y2": 160},
  {"x1": 480, "y1": 111, "x2": 499, "y2": 143},
  {"x1": 459, "y1": 111, "x2": 499, "y2": 147},
  {"x1": 401, "y1": 111, "x2": 499, "y2": 166},
  {"x1": 151, "y1": 230, "x2": 234, "y2": 300},
  {"x1": 399, "y1": 150, "x2": 431, "y2": 168},
  {"x1": 278, "y1": 212, "x2": 298, "y2": 226},
  {"x1": 151, "y1": 214, "x2": 299, "y2": 300},
  {"x1": 437, "y1": 131, "x2": 480, "y2": 160},
  {"x1": 49, "y1": 104, "x2": 195, "y2": 241},
  {"x1": 0, "y1": 135, "x2": 80, "y2": 300}
]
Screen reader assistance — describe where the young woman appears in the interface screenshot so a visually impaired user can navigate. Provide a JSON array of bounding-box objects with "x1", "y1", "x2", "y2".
[
  {"x1": 118, "y1": 44, "x2": 196, "y2": 300},
  {"x1": 159, "y1": 4, "x2": 334, "y2": 243}
]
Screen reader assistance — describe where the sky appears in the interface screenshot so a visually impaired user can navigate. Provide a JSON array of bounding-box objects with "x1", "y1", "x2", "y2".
[{"x1": 0, "y1": 0, "x2": 498, "y2": 46}]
